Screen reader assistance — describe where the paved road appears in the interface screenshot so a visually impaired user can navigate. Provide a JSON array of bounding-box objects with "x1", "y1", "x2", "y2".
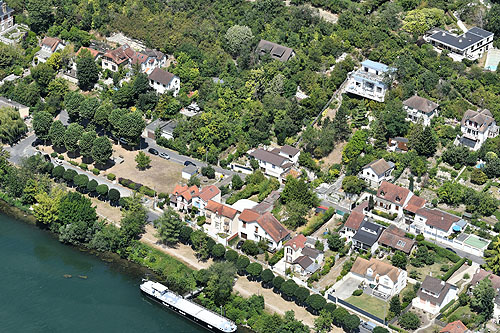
[
  {"x1": 5, "y1": 133, "x2": 131, "y2": 197},
  {"x1": 425, "y1": 237, "x2": 485, "y2": 265}
]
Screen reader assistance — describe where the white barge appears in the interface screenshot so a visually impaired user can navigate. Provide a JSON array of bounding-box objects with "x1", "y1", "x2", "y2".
[{"x1": 140, "y1": 280, "x2": 237, "y2": 333}]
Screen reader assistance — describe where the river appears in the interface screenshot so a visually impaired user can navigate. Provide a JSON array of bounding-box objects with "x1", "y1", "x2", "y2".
[{"x1": 0, "y1": 211, "x2": 205, "y2": 333}]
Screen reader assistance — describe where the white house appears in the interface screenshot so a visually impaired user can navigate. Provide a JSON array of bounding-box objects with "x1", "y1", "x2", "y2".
[
  {"x1": 360, "y1": 158, "x2": 395, "y2": 188},
  {"x1": 170, "y1": 184, "x2": 220, "y2": 213},
  {"x1": 350, "y1": 257, "x2": 407, "y2": 299},
  {"x1": 345, "y1": 60, "x2": 393, "y2": 102},
  {"x1": 455, "y1": 109, "x2": 499, "y2": 151},
  {"x1": 283, "y1": 234, "x2": 324, "y2": 275},
  {"x1": 34, "y1": 37, "x2": 65, "y2": 65},
  {"x1": 0, "y1": 1, "x2": 14, "y2": 33},
  {"x1": 425, "y1": 27, "x2": 494, "y2": 61},
  {"x1": 203, "y1": 200, "x2": 239, "y2": 239},
  {"x1": 238, "y1": 209, "x2": 290, "y2": 250},
  {"x1": 132, "y1": 49, "x2": 166, "y2": 74},
  {"x1": 403, "y1": 95, "x2": 439, "y2": 126},
  {"x1": 248, "y1": 146, "x2": 298, "y2": 180},
  {"x1": 410, "y1": 208, "x2": 465, "y2": 241},
  {"x1": 413, "y1": 276, "x2": 457, "y2": 315},
  {"x1": 148, "y1": 68, "x2": 180, "y2": 97},
  {"x1": 374, "y1": 181, "x2": 413, "y2": 219},
  {"x1": 340, "y1": 209, "x2": 366, "y2": 242}
]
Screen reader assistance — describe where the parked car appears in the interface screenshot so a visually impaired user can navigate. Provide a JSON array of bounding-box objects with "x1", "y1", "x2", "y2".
[
  {"x1": 148, "y1": 148, "x2": 159, "y2": 155},
  {"x1": 31, "y1": 138, "x2": 43, "y2": 147},
  {"x1": 184, "y1": 160, "x2": 196, "y2": 167},
  {"x1": 360, "y1": 321, "x2": 376, "y2": 331},
  {"x1": 446, "y1": 247, "x2": 457, "y2": 254},
  {"x1": 54, "y1": 158, "x2": 63, "y2": 165},
  {"x1": 119, "y1": 137, "x2": 129, "y2": 146},
  {"x1": 236, "y1": 240, "x2": 244, "y2": 249},
  {"x1": 159, "y1": 152, "x2": 170, "y2": 160}
]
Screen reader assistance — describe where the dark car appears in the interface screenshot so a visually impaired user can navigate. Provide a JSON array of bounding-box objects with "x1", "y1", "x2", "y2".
[
  {"x1": 148, "y1": 148, "x2": 159, "y2": 155},
  {"x1": 184, "y1": 160, "x2": 196, "y2": 167},
  {"x1": 31, "y1": 138, "x2": 43, "y2": 147},
  {"x1": 236, "y1": 240, "x2": 244, "y2": 249},
  {"x1": 446, "y1": 247, "x2": 457, "y2": 254}
]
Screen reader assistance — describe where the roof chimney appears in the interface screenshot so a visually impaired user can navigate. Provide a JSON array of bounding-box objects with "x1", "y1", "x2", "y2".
[
  {"x1": 1, "y1": 2, "x2": 6, "y2": 14},
  {"x1": 459, "y1": 39, "x2": 462, "y2": 43}
]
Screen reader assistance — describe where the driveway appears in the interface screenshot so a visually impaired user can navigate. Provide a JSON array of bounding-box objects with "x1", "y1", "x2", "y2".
[
  {"x1": 5, "y1": 134, "x2": 36, "y2": 165},
  {"x1": 331, "y1": 274, "x2": 363, "y2": 300}
]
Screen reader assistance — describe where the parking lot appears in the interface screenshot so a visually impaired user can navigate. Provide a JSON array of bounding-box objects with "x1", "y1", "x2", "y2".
[{"x1": 331, "y1": 274, "x2": 363, "y2": 300}]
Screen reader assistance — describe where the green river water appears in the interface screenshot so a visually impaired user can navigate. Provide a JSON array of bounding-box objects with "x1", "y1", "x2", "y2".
[{"x1": 0, "y1": 210, "x2": 205, "y2": 333}]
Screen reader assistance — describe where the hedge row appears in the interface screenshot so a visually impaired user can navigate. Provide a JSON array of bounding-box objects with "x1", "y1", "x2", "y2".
[
  {"x1": 119, "y1": 177, "x2": 156, "y2": 197},
  {"x1": 439, "y1": 299, "x2": 456, "y2": 314},
  {"x1": 302, "y1": 208, "x2": 335, "y2": 236},
  {"x1": 268, "y1": 248, "x2": 284, "y2": 266},
  {"x1": 441, "y1": 258, "x2": 466, "y2": 281},
  {"x1": 418, "y1": 240, "x2": 461, "y2": 263}
]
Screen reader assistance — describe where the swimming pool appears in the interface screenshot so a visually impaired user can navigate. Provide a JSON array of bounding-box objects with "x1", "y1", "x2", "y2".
[{"x1": 485, "y1": 48, "x2": 500, "y2": 72}]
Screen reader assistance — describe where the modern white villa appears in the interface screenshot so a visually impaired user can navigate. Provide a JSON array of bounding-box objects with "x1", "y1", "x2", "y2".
[{"x1": 345, "y1": 60, "x2": 393, "y2": 102}]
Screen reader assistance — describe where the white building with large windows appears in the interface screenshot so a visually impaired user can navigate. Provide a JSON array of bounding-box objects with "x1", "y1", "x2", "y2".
[
  {"x1": 455, "y1": 109, "x2": 498, "y2": 151},
  {"x1": 237, "y1": 209, "x2": 290, "y2": 250},
  {"x1": 0, "y1": 1, "x2": 14, "y2": 33},
  {"x1": 345, "y1": 60, "x2": 393, "y2": 102}
]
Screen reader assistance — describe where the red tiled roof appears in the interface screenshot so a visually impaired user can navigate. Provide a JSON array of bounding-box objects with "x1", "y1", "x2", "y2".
[
  {"x1": 416, "y1": 208, "x2": 460, "y2": 231},
  {"x1": 344, "y1": 211, "x2": 365, "y2": 230},
  {"x1": 171, "y1": 185, "x2": 199, "y2": 202},
  {"x1": 471, "y1": 268, "x2": 500, "y2": 290},
  {"x1": 404, "y1": 195, "x2": 426, "y2": 213},
  {"x1": 239, "y1": 209, "x2": 290, "y2": 243},
  {"x1": 103, "y1": 45, "x2": 132, "y2": 65},
  {"x1": 172, "y1": 184, "x2": 188, "y2": 196},
  {"x1": 76, "y1": 47, "x2": 102, "y2": 59},
  {"x1": 42, "y1": 37, "x2": 63, "y2": 52},
  {"x1": 285, "y1": 234, "x2": 307, "y2": 250},
  {"x1": 353, "y1": 201, "x2": 368, "y2": 213},
  {"x1": 199, "y1": 185, "x2": 220, "y2": 202},
  {"x1": 377, "y1": 181, "x2": 411, "y2": 205},
  {"x1": 440, "y1": 320, "x2": 468, "y2": 333},
  {"x1": 206, "y1": 200, "x2": 238, "y2": 219}
]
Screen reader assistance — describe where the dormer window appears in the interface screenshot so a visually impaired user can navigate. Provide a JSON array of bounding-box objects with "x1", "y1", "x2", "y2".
[
  {"x1": 380, "y1": 190, "x2": 385, "y2": 196},
  {"x1": 395, "y1": 196, "x2": 401, "y2": 202}
]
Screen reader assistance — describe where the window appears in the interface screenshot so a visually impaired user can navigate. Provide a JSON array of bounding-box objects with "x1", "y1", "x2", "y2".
[
  {"x1": 255, "y1": 226, "x2": 258, "y2": 233},
  {"x1": 287, "y1": 248, "x2": 292, "y2": 254},
  {"x1": 242, "y1": 222, "x2": 246, "y2": 229},
  {"x1": 396, "y1": 240, "x2": 406, "y2": 247}
]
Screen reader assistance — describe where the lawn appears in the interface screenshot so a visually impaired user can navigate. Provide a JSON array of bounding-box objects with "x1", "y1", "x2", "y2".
[
  {"x1": 408, "y1": 256, "x2": 454, "y2": 282},
  {"x1": 443, "y1": 305, "x2": 477, "y2": 328},
  {"x1": 345, "y1": 293, "x2": 389, "y2": 319}
]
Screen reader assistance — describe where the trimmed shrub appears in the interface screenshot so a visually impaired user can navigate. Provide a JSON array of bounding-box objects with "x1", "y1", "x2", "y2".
[
  {"x1": 87, "y1": 179, "x2": 98, "y2": 193},
  {"x1": 92, "y1": 168, "x2": 100, "y2": 175},
  {"x1": 139, "y1": 185, "x2": 156, "y2": 197},
  {"x1": 50, "y1": 152, "x2": 58, "y2": 158},
  {"x1": 108, "y1": 188, "x2": 120, "y2": 202},
  {"x1": 352, "y1": 289, "x2": 363, "y2": 296},
  {"x1": 441, "y1": 258, "x2": 466, "y2": 281},
  {"x1": 52, "y1": 165, "x2": 65, "y2": 178},
  {"x1": 107, "y1": 173, "x2": 116, "y2": 181},
  {"x1": 79, "y1": 163, "x2": 88, "y2": 170},
  {"x1": 306, "y1": 294, "x2": 326, "y2": 313},
  {"x1": 225, "y1": 249, "x2": 238, "y2": 263},
  {"x1": 63, "y1": 169, "x2": 77, "y2": 183},
  {"x1": 268, "y1": 248, "x2": 284, "y2": 266},
  {"x1": 272, "y1": 276, "x2": 285, "y2": 290},
  {"x1": 96, "y1": 184, "x2": 109, "y2": 197}
]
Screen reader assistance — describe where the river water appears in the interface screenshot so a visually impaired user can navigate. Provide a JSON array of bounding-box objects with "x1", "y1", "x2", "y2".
[{"x1": 0, "y1": 211, "x2": 205, "y2": 333}]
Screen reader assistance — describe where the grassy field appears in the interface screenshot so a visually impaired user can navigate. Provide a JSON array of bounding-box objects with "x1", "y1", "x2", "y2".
[
  {"x1": 345, "y1": 293, "x2": 389, "y2": 319},
  {"x1": 408, "y1": 256, "x2": 454, "y2": 282}
]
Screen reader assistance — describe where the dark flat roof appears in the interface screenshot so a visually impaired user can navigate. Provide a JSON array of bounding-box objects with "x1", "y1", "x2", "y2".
[{"x1": 429, "y1": 28, "x2": 492, "y2": 50}]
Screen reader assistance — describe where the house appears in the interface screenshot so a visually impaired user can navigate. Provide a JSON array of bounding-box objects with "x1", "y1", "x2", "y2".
[
  {"x1": 101, "y1": 44, "x2": 134, "y2": 72},
  {"x1": 360, "y1": 158, "x2": 395, "y2": 188},
  {"x1": 292, "y1": 255, "x2": 321, "y2": 275},
  {"x1": 378, "y1": 225, "x2": 416, "y2": 254},
  {"x1": 403, "y1": 194, "x2": 427, "y2": 224},
  {"x1": 413, "y1": 276, "x2": 457, "y2": 314},
  {"x1": 256, "y1": 40, "x2": 295, "y2": 62},
  {"x1": 350, "y1": 257, "x2": 407, "y2": 299},
  {"x1": 148, "y1": 68, "x2": 180, "y2": 96},
  {"x1": 345, "y1": 60, "x2": 393, "y2": 102},
  {"x1": 352, "y1": 220, "x2": 384, "y2": 254},
  {"x1": 0, "y1": 1, "x2": 14, "y2": 33},
  {"x1": 143, "y1": 119, "x2": 178, "y2": 140},
  {"x1": 248, "y1": 146, "x2": 298, "y2": 180},
  {"x1": 170, "y1": 184, "x2": 220, "y2": 214},
  {"x1": 455, "y1": 109, "x2": 498, "y2": 151},
  {"x1": 340, "y1": 209, "x2": 366, "y2": 242},
  {"x1": 283, "y1": 234, "x2": 324, "y2": 275},
  {"x1": 375, "y1": 181, "x2": 413, "y2": 219},
  {"x1": 238, "y1": 209, "x2": 290, "y2": 250},
  {"x1": 181, "y1": 165, "x2": 198, "y2": 180},
  {"x1": 425, "y1": 27, "x2": 494, "y2": 61},
  {"x1": 410, "y1": 208, "x2": 465, "y2": 241},
  {"x1": 470, "y1": 268, "x2": 500, "y2": 322},
  {"x1": 203, "y1": 200, "x2": 239, "y2": 239},
  {"x1": 133, "y1": 49, "x2": 166, "y2": 74},
  {"x1": 440, "y1": 320, "x2": 469, "y2": 333},
  {"x1": 34, "y1": 37, "x2": 65, "y2": 65},
  {"x1": 284, "y1": 234, "x2": 307, "y2": 263},
  {"x1": 388, "y1": 137, "x2": 409, "y2": 152},
  {"x1": 0, "y1": 96, "x2": 29, "y2": 119},
  {"x1": 76, "y1": 46, "x2": 103, "y2": 61},
  {"x1": 404, "y1": 95, "x2": 439, "y2": 126}
]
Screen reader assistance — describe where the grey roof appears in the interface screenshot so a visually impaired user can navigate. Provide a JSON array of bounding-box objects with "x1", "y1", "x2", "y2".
[
  {"x1": 182, "y1": 165, "x2": 198, "y2": 175},
  {"x1": 393, "y1": 137, "x2": 409, "y2": 143},
  {"x1": 429, "y1": 28, "x2": 492, "y2": 50},
  {"x1": 421, "y1": 275, "x2": 448, "y2": 294},
  {"x1": 280, "y1": 145, "x2": 300, "y2": 156},
  {"x1": 418, "y1": 276, "x2": 455, "y2": 306},
  {"x1": 249, "y1": 148, "x2": 288, "y2": 167},
  {"x1": 148, "y1": 68, "x2": 175, "y2": 86},
  {"x1": 352, "y1": 220, "x2": 384, "y2": 246},
  {"x1": 403, "y1": 95, "x2": 439, "y2": 114},
  {"x1": 302, "y1": 246, "x2": 321, "y2": 260},
  {"x1": 0, "y1": 1, "x2": 14, "y2": 16},
  {"x1": 293, "y1": 255, "x2": 313, "y2": 270},
  {"x1": 0, "y1": 96, "x2": 28, "y2": 110},
  {"x1": 257, "y1": 40, "x2": 294, "y2": 62},
  {"x1": 146, "y1": 119, "x2": 177, "y2": 134},
  {"x1": 459, "y1": 136, "x2": 477, "y2": 148},
  {"x1": 363, "y1": 158, "x2": 394, "y2": 176}
]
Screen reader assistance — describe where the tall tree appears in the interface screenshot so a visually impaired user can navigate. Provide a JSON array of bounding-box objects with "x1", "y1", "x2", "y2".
[
  {"x1": 135, "y1": 151, "x2": 151, "y2": 170},
  {"x1": 91, "y1": 136, "x2": 113, "y2": 165},
  {"x1": 31, "y1": 63, "x2": 56, "y2": 94},
  {"x1": 27, "y1": 0, "x2": 54, "y2": 33},
  {"x1": 76, "y1": 49, "x2": 100, "y2": 91},
  {"x1": 64, "y1": 123, "x2": 84, "y2": 154},
  {"x1": 49, "y1": 120, "x2": 66, "y2": 148},
  {"x1": 33, "y1": 111, "x2": 53, "y2": 142},
  {"x1": 64, "y1": 91, "x2": 85, "y2": 121},
  {"x1": 470, "y1": 278, "x2": 495, "y2": 320},
  {"x1": 79, "y1": 131, "x2": 97, "y2": 160},
  {"x1": 154, "y1": 207, "x2": 184, "y2": 245},
  {"x1": 225, "y1": 25, "x2": 254, "y2": 57}
]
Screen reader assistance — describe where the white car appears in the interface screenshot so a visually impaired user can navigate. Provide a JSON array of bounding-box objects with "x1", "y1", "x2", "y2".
[
  {"x1": 159, "y1": 152, "x2": 170, "y2": 160},
  {"x1": 53, "y1": 158, "x2": 64, "y2": 165}
]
